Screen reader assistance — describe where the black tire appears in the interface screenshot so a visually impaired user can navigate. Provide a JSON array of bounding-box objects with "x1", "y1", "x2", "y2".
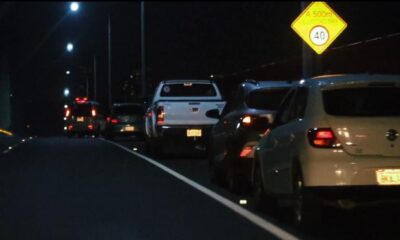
[
  {"x1": 149, "y1": 139, "x2": 163, "y2": 158},
  {"x1": 209, "y1": 160, "x2": 226, "y2": 186},
  {"x1": 292, "y1": 168, "x2": 322, "y2": 228},
  {"x1": 226, "y1": 165, "x2": 250, "y2": 195},
  {"x1": 253, "y1": 163, "x2": 277, "y2": 214}
]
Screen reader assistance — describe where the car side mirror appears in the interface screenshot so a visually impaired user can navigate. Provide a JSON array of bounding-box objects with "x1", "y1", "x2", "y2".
[{"x1": 206, "y1": 109, "x2": 220, "y2": 119}]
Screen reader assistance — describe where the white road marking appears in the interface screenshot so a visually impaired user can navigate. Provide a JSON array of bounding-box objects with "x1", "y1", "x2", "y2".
[{"x1": 106, "y1": 140, "x2": 300, "y2": 240}]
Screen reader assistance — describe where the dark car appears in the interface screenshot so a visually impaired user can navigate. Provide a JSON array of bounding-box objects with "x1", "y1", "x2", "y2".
[
  {"x1": 106, "y1": 103, "x2": 146, "y2": 140},
  {"x1": 65, "y1": 97, "x2": 107, "y2": 137},
  {"x1": 207, "y1": 79, "x2": 292, "y2": 194}
]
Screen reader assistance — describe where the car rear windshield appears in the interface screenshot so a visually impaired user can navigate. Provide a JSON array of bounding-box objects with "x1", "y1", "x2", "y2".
[
  {"x1": 113, "y1": 105, "x2": 144, "y2": 115},
  {"x1": 246, "y1": 88, "x2": 291, "y2": 110},
  {"x1": 323, "y1": 87, "x2": 400, "y2": 116},
  {"x1": 160, "y1": 83, "x2": 217, "y2": 97},
  {"x1": 71, "y1": 104, "x2": 92, "y2": 116}
]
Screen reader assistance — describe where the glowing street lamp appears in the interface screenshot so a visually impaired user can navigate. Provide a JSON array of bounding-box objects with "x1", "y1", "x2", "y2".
[
  {"x1": 66, "y1": 70, "x2": 71, "y2": 75},
  {"x1": 70, "y1": 2, "x2": 79, "y2": 12},
  {"x1": 64, "y1": 88, "x2": 70, "y2": 97},
  {"x1": 66, "y1": 43, "x2": 74, "y2": 52}
]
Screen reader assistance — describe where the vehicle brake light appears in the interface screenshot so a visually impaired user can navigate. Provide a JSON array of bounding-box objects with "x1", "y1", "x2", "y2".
[
  {"x1": 111, "y1": 119, "x2": 119, "y2": 124},
  {"x1": 308, "y1": 128, "x2": 341, "y2": 148},
  {"x1": 156, "y1": 106, "x2": 165, "y2": 125},
  {"x1": 91, "y1": 109, "x2": 96, "y2": 117},
  {"x1": 65, "y1": 109, "x2": 71, "y2": 118},
  {"x1": 88, "y1": 124, "x2": 94, "y2": 130},
  {"x1": 75, "y1": 97, "x2": 88, "y2": 103},
  {"x1": 240, "y1": 146, "x2": 254, "y2": 158},
  {"x1": 67, "y1": 125, "x2": 73, "y2": 131},
  {"x1": 241, "y1": 116, "x2": 252, "y2": 126}
]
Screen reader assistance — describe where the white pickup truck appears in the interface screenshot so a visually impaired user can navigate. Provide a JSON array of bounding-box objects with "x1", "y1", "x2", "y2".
[{"x1": 145, "y1": 80, "x2": 226, "y2": 156}]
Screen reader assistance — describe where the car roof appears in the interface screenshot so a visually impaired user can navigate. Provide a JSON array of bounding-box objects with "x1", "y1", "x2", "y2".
[
  {"x1": 241, "y1": 79, "x2": 293, "y2": 90},
  {"x1": 162, "y1": 79, "x2": 214, "y2": 84},
  {"x1": 302, "y1": 74, "x2": 400, "y2": 88},
  {"x1": 112, "y1": 103, "x2": 143, "y2": 108}
]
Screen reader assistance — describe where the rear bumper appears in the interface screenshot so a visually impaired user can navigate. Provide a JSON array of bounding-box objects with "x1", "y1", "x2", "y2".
[
  {"x1": 306, "y1": 185, "x2": 400, "y2": 208},
  {"x1": 107, "y1": 123, "x2": 144, "y2": 136},
  {"x1": 155, "y1": 125, "x2": 213, "y2": 142}
]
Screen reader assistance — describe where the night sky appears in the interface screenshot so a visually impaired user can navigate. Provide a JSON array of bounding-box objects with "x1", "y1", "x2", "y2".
[{"x1": 1, "y1": 2, "x2": 400, "y2": 135}]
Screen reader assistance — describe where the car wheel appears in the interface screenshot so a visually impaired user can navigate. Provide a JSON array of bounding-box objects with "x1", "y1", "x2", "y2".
[
  {"x1": 150, "y1": 139, "x2": 163, "y2": 158},
  {"x1": 292, "y1": 169, "x2": 321, "y2": 228},
  {"x1": 253, "y1": 163, "x2": 276, "y2": 214},
  {"x1": 226, "y1": 165, "x2": 250, "y2": 195}
]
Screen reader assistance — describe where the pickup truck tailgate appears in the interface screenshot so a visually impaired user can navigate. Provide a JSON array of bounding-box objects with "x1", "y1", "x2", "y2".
[{"x1": 160, "y1": 101, "x2": 225, "y2": 125}]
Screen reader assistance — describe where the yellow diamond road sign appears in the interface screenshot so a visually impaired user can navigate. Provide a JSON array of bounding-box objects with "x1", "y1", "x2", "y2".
[{"x1": 291, "y1": 1, "x2": 347, "y2": 55}]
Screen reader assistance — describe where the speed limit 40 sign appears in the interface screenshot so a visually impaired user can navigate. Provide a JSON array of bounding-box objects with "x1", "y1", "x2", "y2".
[{"x1": 291, "y1": 1, "x2": 347, "y2": 55}]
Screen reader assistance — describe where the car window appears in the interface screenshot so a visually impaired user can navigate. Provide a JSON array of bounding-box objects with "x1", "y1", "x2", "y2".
[
  {"x1": 160, "y1": 83, "x2": 216, "y2": 97},
  {"x1": 245, "y1": 87, "x2": 291, "y2": 110},
  {"x1": 113, "y1": 105, "x2": 145, "y2": 116},
  {"x1": 71, "y1": 104, "x2": 92, "y2": 116},
  {"x1": 288, "y1": 87, "x2": 308, "y2": 119},
  {"x1": 272, "y1": 88, "x2": 296, "y2": 127},
  {"x1": 323, "y1": 87, "x2": 400, "y2": 116}
]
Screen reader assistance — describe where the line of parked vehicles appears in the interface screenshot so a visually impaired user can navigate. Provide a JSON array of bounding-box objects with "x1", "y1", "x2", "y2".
[{"x1": 64, "y1": 74, "x2": 400, "y2": 228}]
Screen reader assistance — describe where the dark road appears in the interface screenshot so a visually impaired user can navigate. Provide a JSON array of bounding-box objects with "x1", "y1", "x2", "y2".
[{"x1": 0, "y1": 137, "x2": 295, "y2": 240}]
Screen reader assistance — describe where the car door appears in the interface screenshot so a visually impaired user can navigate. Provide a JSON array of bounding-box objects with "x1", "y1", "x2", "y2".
[
  {"x1": 211, "y1": 90, "x2": 243, "y2": 167},
  {"x1": 259, "y1": 88, "x2": 297, "y2": 194}
]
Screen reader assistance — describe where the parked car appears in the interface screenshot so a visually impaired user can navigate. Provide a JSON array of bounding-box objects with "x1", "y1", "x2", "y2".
[
  {"x1": 207, "y1": 79, "x2": 292, "y2": 194},
  {"x1": 253, "y1": 74, "x2": 400, "y2": 227},
  {"x1": 64, "y1": 97, "x2": 107, "y2": 137},
  {"x1": 105, "y1": 103, "x2": 146, "y2": 140},
  {"x1": 145, "y1": 80, "x2": 226, "y2": 157}
]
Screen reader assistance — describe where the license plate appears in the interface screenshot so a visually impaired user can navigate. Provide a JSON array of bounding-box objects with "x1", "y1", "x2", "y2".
[
  {"x1": 124, "y1": 126, "x2": 135, "y2": 132},
  {"x1": 187, "y1": 129, "x2": 202, "y2": 137},
  {"x1": 77, "y1": 117, "x2": 84, "y2": 122},
  {"x1": 376, "y1": 169, "x2": 400, "y2": 185}
]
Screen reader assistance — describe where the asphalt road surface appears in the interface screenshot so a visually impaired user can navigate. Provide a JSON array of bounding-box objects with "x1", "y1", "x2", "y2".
[
  {"x1": 2, "y1": 136, "x2": 400, "y2": 240},
  {"x1": 0, "y1": 137, "x2": 297, "y2": 240}
]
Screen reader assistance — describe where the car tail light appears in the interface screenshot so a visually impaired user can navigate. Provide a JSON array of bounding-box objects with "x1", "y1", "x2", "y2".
[
  {"x1": 88, "y1": 124, "x2": 94, "y2": 130},
  {"x1": 91, "y1": 109, "x2": 97, "y2": 117},
  {"x1": 308, "y1": 128, "x2": 341, "y2": 148},
  {"x1": 67, "y1": 125, "x2": 73, "y2": 131},
  {"x1": 240, "y1": 146, "x2": 254, "y2": 158},
  {"x1": 156, "y1": 106, "x2": 165, "y2": 125},
  {"x1": 65, "y1": 109, "x2": 71, "y2": 118},
  {"x1": 241, "y1": 115, "x2": 253, "y2": 127},
  {"x1": 111, "y1": 119, "x2": 119, "y2": 124}
]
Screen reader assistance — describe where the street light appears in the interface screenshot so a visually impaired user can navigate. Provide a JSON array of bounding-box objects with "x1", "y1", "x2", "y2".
[
  {"x1": 66, "y1": 70, "x2": 70, "y2": 75},
  {"x1": 70, "y1": 2, "x2": 79, "y2": 12},
  {"x1": 64, "y1": 88, "x2": 70, "y2": 97},
  {"x1": 66, "y1": 43, "x2": 74, "y2": 52}
]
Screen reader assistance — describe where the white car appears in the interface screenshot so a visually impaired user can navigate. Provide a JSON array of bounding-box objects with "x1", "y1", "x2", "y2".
[{"x1": 253, "y1": 74, "x2": 400, "y2": 226}]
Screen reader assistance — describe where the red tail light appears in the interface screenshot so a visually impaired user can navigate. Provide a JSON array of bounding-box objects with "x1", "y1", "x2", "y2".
[
  {"x1": 156, "y1": 106, "x2": 165, "y2": 125},
  {"x1": 65, "y1": 109, "x2": 71, "y2": 118},
  {"x1": 67, "y1": 125, "x2": 73, "y2": 131},
  {"x1": 91, "y1": 109, "x2": 97, "y2": 117},
  {"x1": 88, "y1": 124, "x2": 94, "y2": 130},
  {"x1": 111, "y1": 119, "x2": 119, "y2": 124},
  {"x1": 308, "y1": 128, "x2": 341, "y2": 148},
  {"x1": 239, "y1": 146, "x2": 254, "y2": 158}
]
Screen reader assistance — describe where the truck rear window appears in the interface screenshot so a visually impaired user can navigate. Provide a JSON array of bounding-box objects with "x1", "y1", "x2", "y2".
[
  {"x1": 160, "y1": 83, "x2": 216, "y2": 97},
  {"x1": 323, "y1": 87, "x2": 400, "y2": 116},
  {"x1": 71, "y1": 104, "x2": 92, "y2": 116}
]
